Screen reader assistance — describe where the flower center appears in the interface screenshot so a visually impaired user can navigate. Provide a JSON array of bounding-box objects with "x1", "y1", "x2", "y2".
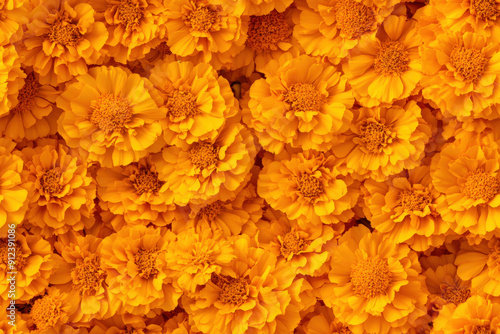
[
  {"x1": 374, "y1": 41, "x2": 410, "y2": 76},
  {"x1": 0, "y1": 239, "x2": 26, "y2": 271},
  {"x1": 89, "y1": 94, "x2": 133, "y2": 134},
  {"x1": 450, "y1": 46, "x2": 488, "y2": 83},
  {"x1": 398, "y1": 189, "x2": 432, "y2": 212},
  {"x1": 471, "y1": 326, "x2": 493, "y2": 334},
  {"x1": 440, "y1": 282, "x2": 471, "y2": 305},
  {"x1": 279, "y1": 229, "x2": 310, "y2": 258},
  {"x1": 283, "y1": 83, "x2": 326, "y2": 113},
  {"x1": 334, "y1": 0, "x2": 375, "y2": 39},
  {"x1": 30, "y1": 295, "x2": 62, "y2": 331},
  {"x1": 117, "y1": 0, "x2": 144, "y2": 30},
  {"x1": 297, "y1": 173, "x2": 324, "y2": 199},
  {"x1": 246, "y1": 10, "x2": 293, "y2": 53},
  {"x1": 71, "y1": 254, "x2": 106, "y2": 296},
  {"x1": 211, "y1": 274, "x2": 248, "y2": 306},
  {"x1": 196, "y1": 200, "x2": 224, "y2": 222},
  {"x1": 40, "y1": 168, "x2": 63, "y2": 195},
  {"x1": 189, "y1": 142, "x2": 219, "y2": 169},
  {"x1": 130, "y1": 165, "x2": 164, "y2": 195},
  {"x1": 12, "y1": 72, "x2": 40, "y2": 114},
  {"x1": 460, "y1": 170, "x2": 500, "y2": 202},
  {"x1": 350, "y1": 257, "x2": 392, "y2": 299},
  {"x1": 186, "y1": 5, "x2": 218, "y2": 32},
  {"x1": 358, "y1": 121, "x2": 393, "y2": 153},
  {"x1": 46, "y1": 19, "x2": 82, "y2": 46},
  {"x1": 470, "y1": 0, "x2": 499, "y2": 20},
  {"x1": 135, "y1": 248, "x2": 160, "y2": 279},
  {"x1": 166, "y1": 89, "x2": 198, "y2": 118}
]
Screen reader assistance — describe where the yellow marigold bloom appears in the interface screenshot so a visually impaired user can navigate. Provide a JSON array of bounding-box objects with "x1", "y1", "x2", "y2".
[
  {"x1": 149, "y1": 59, "x2": 238, "y2": 146},
  {"x1": 0, "y1": 0, "x2": 27, "y2": 46},
  {"x1": 430, "y1": 140, "x2": 500, "y2": 236},
  {"x1": 18, "y1": 141, "x2": 96, "y2": 237},
  {"x1": 183, "y1": 234, "x2": 295, "y2": 334},
  {"x1": 0, "y1": 68, "x2": 60, "y2": 141},
  {"x1": 165, "y1": 0, "x2": 247, "y2": 69},
  {"x1": 421, "y1": 31, "x2": 500, "y2": 121},
  {"x1": 0, "y1": 138, "x2": 29, "y2": 234},
  {"x1": 333, "y1": 99, "x2": 431, "y2": 181},
  {"x1": 320, "y1": 225, "x2": 428, "y2": 334},
  {"x1": 155, "y1": 122, "x2": 257, "y2": 206},
  {"x1": 242, "y1": 54, "x2": 354, "y2": 153},
  {"x1": 294, "y1": 0, "x2": 395, "y2": 64},
  {"x1": 57, "y1": 66, "x2": 164, "y2": 167},
  {"x1": 432, "y1": 295, "x2": 500, "y2": 334},
  {"x1": 101, "y1": 225, "x2": 181, "y2": 315},
  {"x1": 20, "y1": 0, "x2": 108, "y2": 86},
  {"x1": 164, "y1": 226, "x2": 236, "y2": 294},
  {"x1": 0, "y1": 44, "x2": 24, "y2": 118},
  {"x1": 258, "y1": 150, "x2": 359, "y2": 229},
  {"x1": 344, "y1": 15, "x2": 423, "y2": 107},
  {"x1": 362, "y1": 166, "x2": 449, "y2": 251},
  {"x1": 0, "y1": 228, "x2": 53, "y2": 301}
]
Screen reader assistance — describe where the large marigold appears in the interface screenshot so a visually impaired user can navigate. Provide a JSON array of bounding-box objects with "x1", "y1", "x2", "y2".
[
  {"x1": 154, "y1": 122, "x2": 257, "y2": 206},
  {"x1": 100, "y1": 225, "x2": 181, "y2": 315},
  {"x1": 0, "y1": 44, "x2": 24, "y2": 118},
  {"x1": 319, "y1": 225, "x2": 428, "y2": 334},
  {"x1": 333, "y1": 99, "x2": 431, "y2": 181},
  {"x1": 242, "y1": 54, "x2": 354, "y2": 153},
  {"x1": 17, "y1": 140, "x2": 96, "y2": 237},
  {"x1": 421, "y1": 31, "x2": 500, "y2": 121},
  {"x1": 344, "y1": 15, "x2": 423, "y2": 107},
  {"x1": 257, "y1": 149, "x2": 359, "y2": 229},
  {"x1": 57, "y1": 66, "x2": 164, "y2": 167},
  {"x1": 19, "y1": 0, "x2": 108, "y2": 86},
  {"x1": 149, "y1": 58, "x2": 238, "y2": 147},
  {"x1": 183, "y1": 234, "x2": 295, "y2": 334}
]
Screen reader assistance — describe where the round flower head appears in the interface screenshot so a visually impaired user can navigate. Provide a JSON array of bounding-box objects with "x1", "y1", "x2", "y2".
[
  {"x1": 100, "y1": 225, "x2": 181, "y2": 315},
  {"x1": 333, "y1": 99, "x2": 431, "y2": 181},
  {"x1": 258, "y1": 149, "x2": 359, "y2": 229},
  {"x1": 57, "y1": 66, "x2": 164, "y2": 167},
  {"x1": 242, "y1": 54, "x2": 354, "y2": 153},
  {"x1": 0, "y1": 0, "x2": 27, "y2": 45},
  {"x1": 19, "y1": 0, "x2": 108, "y2": 86},
  {"x1": 18, "y1": 140, "x2": 96, "y2": 237},
  {"x1": 0, "y1": 44, "x2": 25, "y2": 118},
  {"x1": 154, "y1": 121, "x2": 257, "y2": 206},
  {"x1": 344, "y1": 15, "x2": 423, "y2": 107},
  {"x1": 319, "y1": 225, "x2": 428, "y2": 334},
  {"x1": 149, "y1": 59, "x2": 238, "y2": 147}
]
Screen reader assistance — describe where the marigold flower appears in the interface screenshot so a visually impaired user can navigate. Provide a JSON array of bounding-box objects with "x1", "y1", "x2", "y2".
[
  {"x1": 57, "y1": 66, "x2": 164, "y2": 167},
  {"x1": 0, "y1": 44, "x2": 25, "y2": 118},
  {"x1": 319, "y1": 225, "x2": 428, "y2": 334},
  {"x1": 210, "y1": 0, "x2": 293, "y2": 15},
  {"x1": 0, "y1": 0, "x2": 27, "y2": 46},
  {"x1": 258, "y1": 150, "x2": 359, "y2": 229},
  {"x1": 100, "y1": 225, "x2": 181, "y2": 315},
  {"x1": 242, "y1": 54, "x2": 354, "y2": 153},
  {"x1": 86, "y1": 314, "x2": 163, "y2": 333},
  {"x1": 301, "y1": 305, "x2": 354, "y2": 334},
  {"x1": 19, "y1": 0, "x2": 108, "y2": 86},
  {"x1": 154, "y1": 122, "x2": 257, "y2": 206},
  {"x1": 18, "y1": 140, "x2": 96, "y2": 237},
  {"x1": 333, "y1": 99, "x2": 431, "y2": 181},
  {"x1": 344, "y1": 15, "x2": 423, "y2": 107},
  {"x1": 149, "y1": 59, "x2": 238, "y2": 146}
]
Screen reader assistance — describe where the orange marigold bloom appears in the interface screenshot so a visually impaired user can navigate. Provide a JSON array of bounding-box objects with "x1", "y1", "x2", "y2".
[
  {"x1": 18, "y1": 141, "x2": 96, "y2": 237},
  {"x1": 430, "y1": 140, "x2": 500, "y2": 236},
  {"x1": 257, "y1": 150, "x2": 359, "y2": 229},
  {"x1": 166, "y1": 0, "x2": 247, "y2": 69},
  {"x1": 362, "y1": 166, "x2": 449, "y2": 251},
  {"x1": 57, "y1": 66, "x2": 164, "y2": 167},
  {"x1": 149, "y1": 59, "x2": 238, "y2": 146},
  {"x1": 0, "y1": 228, "x2": 53, "y2": 301},
  {"x1": 210, "y1": 0, "x2": 293, "y2": 15},
  {"x1": 0, "y1": 0, "x2": 27, "y2": 46},
  {"x1": 421, "y1": 31, "x2": 500, "y2": 121},
  {"x1": 183, "y1": 234, "x2": 295, "y2": 334},
  {"x1": 242, "y1": 54, "x2": 354, "y2": 153},
  {"x1": 100, "y1": 225, "x2": 181, "y2": 315},
  {"x1": 333, "y1": 99, "x2": 431, "y2": 181},
  {"x1": 20, "y1": 0, "x2": 108, "y2": 86},
  {"x1": 0, "y1": 68, "x2": 60, "y2": 141},
  {"x1": 319, "y1": 225, "x2": 428, "y2": 334},
  {"x1": 155, "y1": 122, "x2": 257, "y2": 206},
  {"x1": 0, "y1": 44, "x2": 24, "y2": 118},
  {"x1": 344, "y1": 15, "x2": 423, "y2": 107}
]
